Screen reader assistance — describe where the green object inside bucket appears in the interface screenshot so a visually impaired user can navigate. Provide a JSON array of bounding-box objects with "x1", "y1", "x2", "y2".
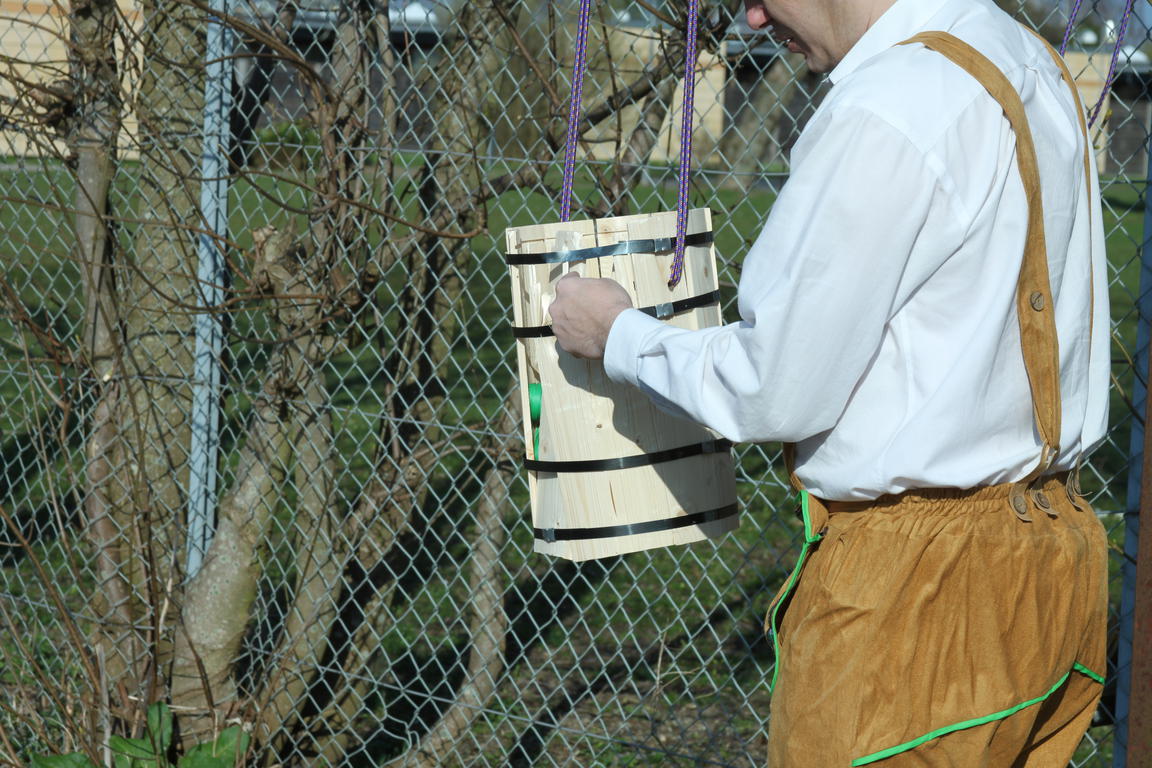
[
  {"x1": 528, "y1": 383, "x2": 542, "y2": 457},
  {"x1": 528, "y1": 382, "x2": 542, "y2": 422}
]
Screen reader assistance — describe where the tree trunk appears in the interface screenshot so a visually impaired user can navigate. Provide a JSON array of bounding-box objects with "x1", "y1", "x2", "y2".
[
  {"x1": 70, "y1": 0, "x2": 141, "y2": 689},
  {"x1": 98, "y1": 0, "x2": 209, "y2": 691},
  {"x1": 256, "y1": 374, "x2": 341, "y2": 748},
  {"x1": 170, "y1": 228, "x2": 336, "y2": 742}
]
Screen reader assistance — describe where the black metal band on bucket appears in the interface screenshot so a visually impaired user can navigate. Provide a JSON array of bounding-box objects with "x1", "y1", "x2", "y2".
[
  {"x1": 524, "y1": 438, "x2": 731, "y2": 474},
  {"x1": 534, "y1": 502, "x2": 738, "y2": 543},
  {"x1": 505, "y1": 230, "x2": 714, "y2": 265},
  {"x1": 511, "y1": 289, "x2": 722, "y2": 338}
]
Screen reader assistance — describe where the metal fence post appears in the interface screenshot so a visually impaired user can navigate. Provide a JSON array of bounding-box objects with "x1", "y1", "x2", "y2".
[
  {"x1": 187, "y1": 0, "x2": 233, "y2": 579},
  {"x1": 1131, "y1": 346, "x2": 1152, "y2": 767},
  {"x1": 1115, "y1": 108, "x2": 1152, "y2": 767}
]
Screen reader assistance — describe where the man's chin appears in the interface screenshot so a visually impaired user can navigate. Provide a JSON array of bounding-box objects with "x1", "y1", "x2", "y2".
[
  {"x1": 786, "y1": 42, "x2": 827, "y2": 73},
  {"x1": 804, "y1": 54, "x2": 832, "y2": 74}
]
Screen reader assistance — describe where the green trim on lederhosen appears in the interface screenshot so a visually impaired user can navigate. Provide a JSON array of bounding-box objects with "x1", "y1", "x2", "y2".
[
  {"x1": 1073, "y1": 662, "x2": 1106, "y2": 685},
  {"x1": 850, "y1": 664, "x2": 1106, "y2": 766},
  {"x1": 769, "y1": 490, "x2": 824, "y2": 692}
]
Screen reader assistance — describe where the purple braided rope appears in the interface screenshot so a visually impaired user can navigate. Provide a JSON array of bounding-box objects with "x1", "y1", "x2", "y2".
[
  {"x1": 1059, "y1": 0, "x2": 1086, "y2": 56},
  {"x1": 1087, "y1": 0, "x2": 1136, "y2": 127},
  {"x1": 559, "y1": 0, "x2": 593, "y2": 222},
  {"x1": 668, "y1": 0, "x2": 700, "y2": 288}
]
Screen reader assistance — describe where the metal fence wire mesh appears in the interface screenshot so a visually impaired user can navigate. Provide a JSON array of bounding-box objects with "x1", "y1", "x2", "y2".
[{"x1": 0, "y1": 0, "x2": 1147, "y2": 764}]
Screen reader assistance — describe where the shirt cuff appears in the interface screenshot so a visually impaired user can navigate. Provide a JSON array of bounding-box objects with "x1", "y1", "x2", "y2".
[{"x1": 603, "y1": 308, "x2": 666, "y2": 386}]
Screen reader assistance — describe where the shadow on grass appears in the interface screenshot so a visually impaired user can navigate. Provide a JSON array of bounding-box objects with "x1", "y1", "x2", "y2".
[
  {"x1": 504, "y1": 569, "x2": 781, "y2": 768},
  {"x1": 0, "y1": 416, "x2": 73, "y2": 565}
]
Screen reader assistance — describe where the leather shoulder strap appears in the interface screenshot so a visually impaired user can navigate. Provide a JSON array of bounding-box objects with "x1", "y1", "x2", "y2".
[
  {"x1": 899, "y1": 31, "x2": 1061, "y2": 480},
  {"x1": 1023, "y1": 27, "x2": 1098, "y2": 502}
]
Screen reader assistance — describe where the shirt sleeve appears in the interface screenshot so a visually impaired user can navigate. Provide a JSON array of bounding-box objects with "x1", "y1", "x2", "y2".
[{"x1": 603, "y1": 105, "x2": 956, "y2": 443}]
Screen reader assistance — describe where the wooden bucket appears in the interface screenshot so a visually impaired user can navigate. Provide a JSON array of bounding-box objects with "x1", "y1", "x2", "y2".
[{"x1": 505, "y1": 208, "x2": 738, "y2": 561}]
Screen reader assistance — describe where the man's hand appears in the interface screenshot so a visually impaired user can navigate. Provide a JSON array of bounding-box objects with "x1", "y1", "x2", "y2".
[{"x1": 548, "y1": 273, "x2": 633, "y2": 359}]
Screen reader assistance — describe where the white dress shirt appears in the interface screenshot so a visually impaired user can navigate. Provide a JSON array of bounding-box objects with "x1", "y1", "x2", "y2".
[{"x1": 603, "y1": 0, "x2": 1109, "y2": 500}]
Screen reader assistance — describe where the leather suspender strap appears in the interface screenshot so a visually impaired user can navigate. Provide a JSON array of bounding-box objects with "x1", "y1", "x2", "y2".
[
  {"x1": 899, "y1": 32, "x2": 1062, "y2": 486},
  {"x1": 1023, "y1": 27, "x2": 1097, "y2": 510}
]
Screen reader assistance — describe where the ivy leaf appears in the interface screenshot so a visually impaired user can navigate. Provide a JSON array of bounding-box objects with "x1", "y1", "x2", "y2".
[
  {"x1": 108, "y1": 734, "x2": 159, "y2": 766},
  {"x1": 112, "y1": 753, "x2": 154, "y2": 768},
  {"x1": 145, "y1": 702, "x2": 174, "y2": 753},
  {"x1": 177, "y1": 726, "x2": 250, "y2": 768}
]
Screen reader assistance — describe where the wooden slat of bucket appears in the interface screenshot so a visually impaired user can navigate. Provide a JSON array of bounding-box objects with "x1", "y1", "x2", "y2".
[
  {"x1": 507, "y1": 208, "x2": 738, "y2": 561},
  {"x1": 505, "y1": 229, "x2": 540, "y2": 512}
]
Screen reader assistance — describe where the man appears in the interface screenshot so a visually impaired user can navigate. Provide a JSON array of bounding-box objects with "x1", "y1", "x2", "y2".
[{"x1": 547, "y1": 0, "x2": 1110, "y2": 764}]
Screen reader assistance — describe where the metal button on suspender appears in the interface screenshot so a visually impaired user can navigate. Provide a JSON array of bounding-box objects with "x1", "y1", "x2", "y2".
[
  {"x1": 1030, "y1": 488, "x2": 1059, "y2": 518},
  {"x1": 1011, "y1": 492, "x2": 1032, "y2": 522}
]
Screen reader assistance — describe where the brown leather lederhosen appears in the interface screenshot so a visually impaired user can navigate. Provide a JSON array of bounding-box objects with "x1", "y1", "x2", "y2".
[{"x1": 765, "y1": 32, "x2": 1108, "y2": 767}]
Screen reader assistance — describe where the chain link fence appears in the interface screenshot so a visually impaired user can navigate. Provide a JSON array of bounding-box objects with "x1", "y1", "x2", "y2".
[{"x1": 0, "y1": 0, "x2": 1146, "y2": 764}]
